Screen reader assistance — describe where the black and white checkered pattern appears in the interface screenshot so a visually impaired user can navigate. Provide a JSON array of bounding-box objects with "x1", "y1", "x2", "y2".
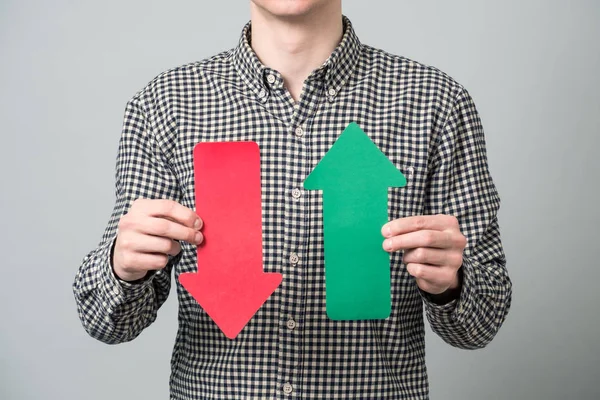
[{"x1": 73, "y1": 17, "x2": 512, "y2": 399}]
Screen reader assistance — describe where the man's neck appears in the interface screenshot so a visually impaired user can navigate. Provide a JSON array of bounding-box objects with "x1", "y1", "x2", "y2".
[{"x1": 250, "y1": 4, "x2": 343, "y2": 102}]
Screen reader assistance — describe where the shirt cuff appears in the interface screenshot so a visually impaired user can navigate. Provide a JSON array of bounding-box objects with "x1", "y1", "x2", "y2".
[
  {"x1": 99, "y1": 238, "x2": 156, "y2": 310},
  {"x1": 421, "y1": 257, "x2": 475, "y2": 325}
]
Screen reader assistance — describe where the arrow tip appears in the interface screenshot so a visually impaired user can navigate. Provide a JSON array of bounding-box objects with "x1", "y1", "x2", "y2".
[
  {"x1": 304, "y1": 122, "x2": 407, "y2": 190},
  {"x1": 179, "y1": 271, "x2": 282, "y2": 339}
]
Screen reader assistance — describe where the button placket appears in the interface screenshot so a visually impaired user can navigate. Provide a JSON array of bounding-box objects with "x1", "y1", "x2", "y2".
[{"x1": 278, "y1": 84, "x2": 316, "y2": 399}]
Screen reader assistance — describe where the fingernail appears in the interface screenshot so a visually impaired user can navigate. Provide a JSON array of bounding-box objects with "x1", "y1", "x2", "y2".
[
  {"x1": 195, "y1": 232, "x2": 203, "y2": 244},
  {"x1": 384, "y1": 225, "x2": 392, "y2": 237},
  {"x1": 194, "y1": 219, "x2": 201, "y2": 230},
  {"x1": 384, "y1": 239, "x2": 393, "y2": 251}
]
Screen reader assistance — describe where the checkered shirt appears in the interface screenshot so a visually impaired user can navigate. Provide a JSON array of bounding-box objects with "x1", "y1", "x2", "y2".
[{"x1": 73, "y1": 16, "x2": 512, "y2": 400}]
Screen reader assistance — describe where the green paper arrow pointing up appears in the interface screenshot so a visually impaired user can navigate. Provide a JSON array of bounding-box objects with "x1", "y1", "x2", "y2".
[{"x1": 304, "y1": 122, "x2": 406, "y2": 320}]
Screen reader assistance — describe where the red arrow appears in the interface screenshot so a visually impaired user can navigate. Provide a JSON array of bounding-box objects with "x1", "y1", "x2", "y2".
[{"x1": 178, "y1": 142, "x2": 282, "y2": 339}]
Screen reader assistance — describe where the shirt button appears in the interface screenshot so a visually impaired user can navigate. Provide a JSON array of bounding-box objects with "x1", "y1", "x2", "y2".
[
  {"x1": 286, "y1": 318, "x2": 296, "y2": 330},
  {"x1": 291, "y1": 188, "x2": 302, "y2": 199},
  {"x1": 294, "y1": 126, "x2": 304, "y2": 138},
  {"x1": 267, "y1": 74, "x2": 276, "y2": 84},
  {"x1": 258, "y1": 89, "x2": 267, "y2": 99},
  {"x1": 283, "y1": 383, "x2": 293, "y2": 395},
  {"x1": 289, "y1": 252, "x2": 299, "y2": 265},
  {"x1": 327, "y1": 88, "x2": 337, "y2": 97},
  {"x1": 112, "y1": 287, "x2": 120, "y2": 296}
]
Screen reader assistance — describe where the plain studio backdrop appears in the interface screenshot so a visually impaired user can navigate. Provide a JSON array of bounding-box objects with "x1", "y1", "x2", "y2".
[{"x1": 1, "y1": 1, "x2": 598, "y2": 399}]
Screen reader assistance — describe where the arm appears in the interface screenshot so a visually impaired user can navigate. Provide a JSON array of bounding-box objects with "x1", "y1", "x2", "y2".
[
  {"x1": 422, "y1": 87, "x2": 512, "y2": 349},
  {"x1": 72, "y1": 95, "x2": 181, "y2": 344}
]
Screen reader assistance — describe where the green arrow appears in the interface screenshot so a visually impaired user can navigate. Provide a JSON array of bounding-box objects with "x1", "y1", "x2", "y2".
[{"x1": 304, "y1": 122, "x2": 406, "y2": 320}]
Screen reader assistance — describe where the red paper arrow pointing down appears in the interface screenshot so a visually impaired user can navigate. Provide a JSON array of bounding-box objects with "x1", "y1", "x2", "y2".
[{"x1": 178, "y1": 142, "x2": 282, "y2": 339}]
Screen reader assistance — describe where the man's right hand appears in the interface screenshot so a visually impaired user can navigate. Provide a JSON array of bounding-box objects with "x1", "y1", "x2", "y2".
[{"x1": 112, "y1": 199, "x2": 203, "y2": 282}]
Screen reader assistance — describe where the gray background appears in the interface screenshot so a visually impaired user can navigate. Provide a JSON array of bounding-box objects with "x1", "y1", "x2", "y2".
[{"x1": 1, "y1": 0, "x2": 598, "y2": 399}]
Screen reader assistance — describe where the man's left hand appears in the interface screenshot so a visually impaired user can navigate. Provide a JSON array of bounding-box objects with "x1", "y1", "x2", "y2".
[{"x1": 382, "y1": 215, "x2": 467, "y2": 295}]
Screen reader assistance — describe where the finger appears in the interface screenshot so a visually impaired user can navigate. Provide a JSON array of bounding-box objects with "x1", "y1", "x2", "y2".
[
  {"x1": 413, "y1": 278, "x2": 447, "y2": 296},
  {"x1": 163, "y1": 215, "x2": 203, "y2": 231},
  {"x1": 382, "y1": 214, "x2": 458, "y2": 238},
  {"x1": 137, "y1": 217, "x2": 203, "y2": 244},
  {"x1": 122, "y1": 235, "x2": 182, "y2": 256},
  {"x1": 405, "y1": 263, "x2": 449, "y2": 282},
  {"x1": 383, "y1": 230, "x2": 452, "y2": 252},
  {"x1": 406, "y1": 263, "x2": 457, "y2": 294},
  {"x1": 136, "y1": 199, "x2": 202, "y2": 230},
  {"x1": 403, "y1": 247, "x2": 451, "y2": 266}
]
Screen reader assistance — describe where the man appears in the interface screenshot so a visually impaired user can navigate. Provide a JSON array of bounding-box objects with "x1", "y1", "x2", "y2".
[{"x1": 73, "y1": 0, "x2": 512, "y2": 398}]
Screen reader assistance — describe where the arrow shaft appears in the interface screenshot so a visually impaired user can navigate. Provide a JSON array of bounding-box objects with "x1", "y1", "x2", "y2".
[
  {"x1": 322, "y1": 188, "x2": 391, "y2": 320},
  {"x1": 194, "y1": 142, "x2": 263, "y2": 275}
]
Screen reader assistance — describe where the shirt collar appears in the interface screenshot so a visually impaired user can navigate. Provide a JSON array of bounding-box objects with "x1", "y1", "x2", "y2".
[{"x1": 231, "y1": 16, "x2": 362, "y2": 101}]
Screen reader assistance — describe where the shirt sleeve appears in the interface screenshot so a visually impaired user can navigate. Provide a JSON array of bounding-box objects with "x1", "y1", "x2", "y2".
[
  {"x1": 421, "y1": 86, "x2": 512, "y2": 349},
  {"x1": 72, "y1": 94, "x2": 180, "y2": 345}
]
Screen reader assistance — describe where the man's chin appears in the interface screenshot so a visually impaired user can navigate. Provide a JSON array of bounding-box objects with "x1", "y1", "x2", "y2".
[{"x1": 250, "y1": 0, "x2": 330, "y2": 20}]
